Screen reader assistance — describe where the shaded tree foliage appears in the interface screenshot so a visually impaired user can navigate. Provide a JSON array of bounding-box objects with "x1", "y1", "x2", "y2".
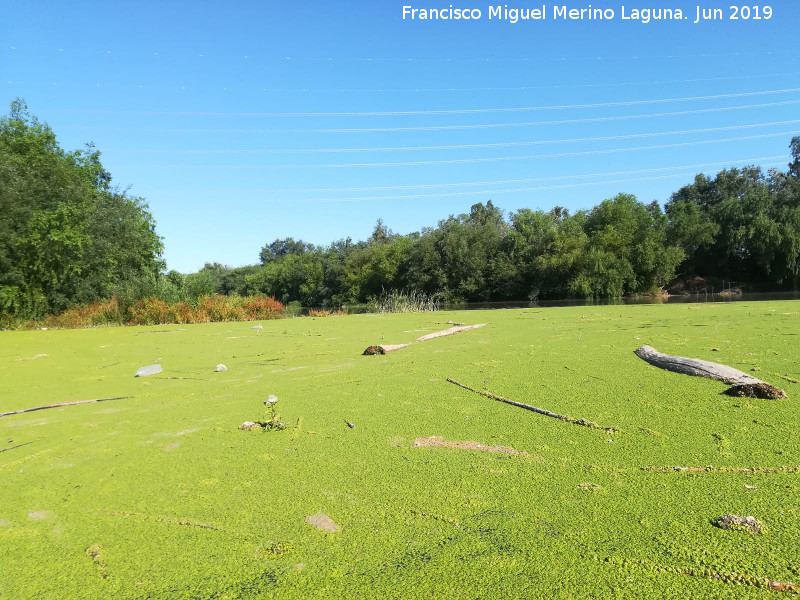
[{"x1": 666, "y1": 138, "x2": 800, "y2": 288}]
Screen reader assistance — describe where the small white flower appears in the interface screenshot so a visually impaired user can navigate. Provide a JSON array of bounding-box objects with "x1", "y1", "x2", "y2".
[{"x1": 264, "y1": 394, "x2": 278, "y2": 406}]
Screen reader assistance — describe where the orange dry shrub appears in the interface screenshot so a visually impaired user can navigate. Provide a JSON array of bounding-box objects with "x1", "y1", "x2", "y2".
[
  {"x1": 195, "y1": 295, "x2": 246, "y2": 322},
  {"x1": 128, "y1": 296, "x2": 172, "y2": 326},
  {"x1": 21, "y1": 293, "x2": 287, "y2": 329},
  {"x1": 242, "y1": 295, "x2": 285, "y2": 320},
  {"x1": 170, "y1": 301, "x2": 195, "y2": 324},
  {"x1": 42, "y1": 297, "x2": 123, "y2": 329}
]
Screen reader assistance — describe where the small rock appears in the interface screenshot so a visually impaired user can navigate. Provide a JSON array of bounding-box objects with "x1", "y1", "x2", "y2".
[
  {"x1": 345, "y1": 421, "x2": 355, "y2": 429},
  {"x1": 712, "y1": 348, "x2": 719, "y2": 352},
  {"x1": 239, "y1": 421, "x2": 262, "y2": 431},
  {"x1": 134, "y1": 364, "x2": 163, "y2": 377},
  {"x1": 744, "y1": 485, "x2": 759, "y2": 490},
  {"x1": 216, "y1": 364, "x2": 228, "y2": 372},
  {"x1": 713, "y1": 514, "x2": 764, "y2": 533}
]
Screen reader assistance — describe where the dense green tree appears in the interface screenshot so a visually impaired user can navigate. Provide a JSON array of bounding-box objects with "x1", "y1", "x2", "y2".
[
  {"x1": 0, "y1": 99, "x2": 162, "y2": 318},
  {"x1": 667, "y1": 146, "x2": 800, "y2": 288},
  {"x1": 246, "y1": 251, "x2": 325, "y2": 306},
  {"x1": 259, "y1": 237, "x2": 314, "y2": 264}
]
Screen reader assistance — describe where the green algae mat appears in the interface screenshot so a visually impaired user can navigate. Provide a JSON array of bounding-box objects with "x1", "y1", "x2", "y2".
[{"x1": 2, "y1": 302, "x2": 799, "y2": 599}]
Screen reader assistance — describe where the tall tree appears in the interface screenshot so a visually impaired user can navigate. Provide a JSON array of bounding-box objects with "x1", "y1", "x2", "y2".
[{"x1": 0, "y1": 99, "x2": 163, "y2": 318}]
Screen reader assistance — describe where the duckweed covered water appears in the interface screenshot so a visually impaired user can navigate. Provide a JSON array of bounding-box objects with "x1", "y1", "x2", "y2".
[{"x1": 1, "y1": 302, "x2": 799, "y2": 598}]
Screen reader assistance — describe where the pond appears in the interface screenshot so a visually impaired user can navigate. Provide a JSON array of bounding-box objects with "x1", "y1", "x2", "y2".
[{"x1": 301, "y1": 292, "x2": 800, "y2": 315}]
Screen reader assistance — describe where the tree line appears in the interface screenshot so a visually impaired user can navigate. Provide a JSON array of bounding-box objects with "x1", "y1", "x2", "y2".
[
  {"x1": 2, "y1": 99, "x2": 799, "y2": 320},
  {"x1": 179, "y1": 137, "x2": 800, "y2": 306}
]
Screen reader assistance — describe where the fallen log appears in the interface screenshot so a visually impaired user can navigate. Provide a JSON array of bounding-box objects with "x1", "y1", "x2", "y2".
[
  {"x1": 362, "y1": 324, "x2": 486, "y2": 355},
  {"x1": 0, "y1": 397, "x2": 131, "y2": 418},
  {"x1": 633, "y1": 345, "x2": 786, "y2": 399},
  {"x1": 446, "y1": 378, "x2": 619, "y2": 434}
]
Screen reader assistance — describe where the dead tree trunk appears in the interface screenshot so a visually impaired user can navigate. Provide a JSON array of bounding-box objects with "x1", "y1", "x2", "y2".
[{"x1": 634, "y1": 345, "x2": 786, "y2": 399}]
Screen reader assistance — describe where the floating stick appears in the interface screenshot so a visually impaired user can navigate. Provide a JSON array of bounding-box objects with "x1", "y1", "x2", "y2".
[
  {"x1": 446, "y1": 378, "x2": 619, "y2": 434},
  {"x1": 0, "y1": 397, "x2": 131, "y2": 418}
]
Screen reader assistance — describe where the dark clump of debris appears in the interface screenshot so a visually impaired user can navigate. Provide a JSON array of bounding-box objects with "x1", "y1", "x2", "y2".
[
  {"x1": 713, "y1": 514, "x2": 765, "y2": 534},
  {"x1": 723, "y1": 383, "x2": 787, "y2": 399}
]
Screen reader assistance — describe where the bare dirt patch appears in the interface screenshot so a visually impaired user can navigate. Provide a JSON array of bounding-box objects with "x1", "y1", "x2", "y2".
[
  {"x1": 412, "y1": 436, "x2": 528, "y2": 456},
  {"x1": 305, "y1": 513, "x2": 339, "y2": 532}
]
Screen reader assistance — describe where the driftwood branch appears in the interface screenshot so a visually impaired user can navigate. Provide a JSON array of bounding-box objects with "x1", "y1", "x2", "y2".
[
  {"x1": 363, "y1": 324, "x2": 486, "y2": 355},
  {"x1": 634, "y1": 345, "x2": 786, "y2": 399},
  {"x1": 446, "y1": 378, "x2": 619, "y2": 434},
  {"x1": 0, "y1": 397, "x2": 131, "y2": 418}
]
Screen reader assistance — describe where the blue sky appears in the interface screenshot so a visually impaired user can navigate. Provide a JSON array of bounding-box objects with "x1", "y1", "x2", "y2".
[{"x1": 3, "y1": 0, "x2": 799, "y2": 272}]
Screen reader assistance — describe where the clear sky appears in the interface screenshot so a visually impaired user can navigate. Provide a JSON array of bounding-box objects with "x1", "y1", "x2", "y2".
[{"x1": 3, "y1": 0, "x2": 799, "y2": 273}]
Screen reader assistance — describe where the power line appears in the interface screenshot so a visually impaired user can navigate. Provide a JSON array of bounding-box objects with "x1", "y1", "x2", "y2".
[
  {"x1": 285, "y1": 131, "x2": 799, "y2": 168},
  {"x1": 51, "y1": 87, "x2": 800, "y2": 117},
  {"x1": 264, "y1": 155, "x2": 790, "y2": 193},
  {"x1": 257, "y1": 100, "x2": 800, "y2": 133},
  {"x1": 62, "y1": 100, "x2": 800, "y2": 135},
  {"x1": 113, "y1": 120, "x2": 800, "y2": 155},
  {"x1": 14, "y1": 71, "x2": 800, "y2": 95},
  {"x1": 308, "y1": 165, "x2": 790, "y2": 203},
  {"x1": 125, "y1": 133, "x2": 794, "y2": 169}
]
